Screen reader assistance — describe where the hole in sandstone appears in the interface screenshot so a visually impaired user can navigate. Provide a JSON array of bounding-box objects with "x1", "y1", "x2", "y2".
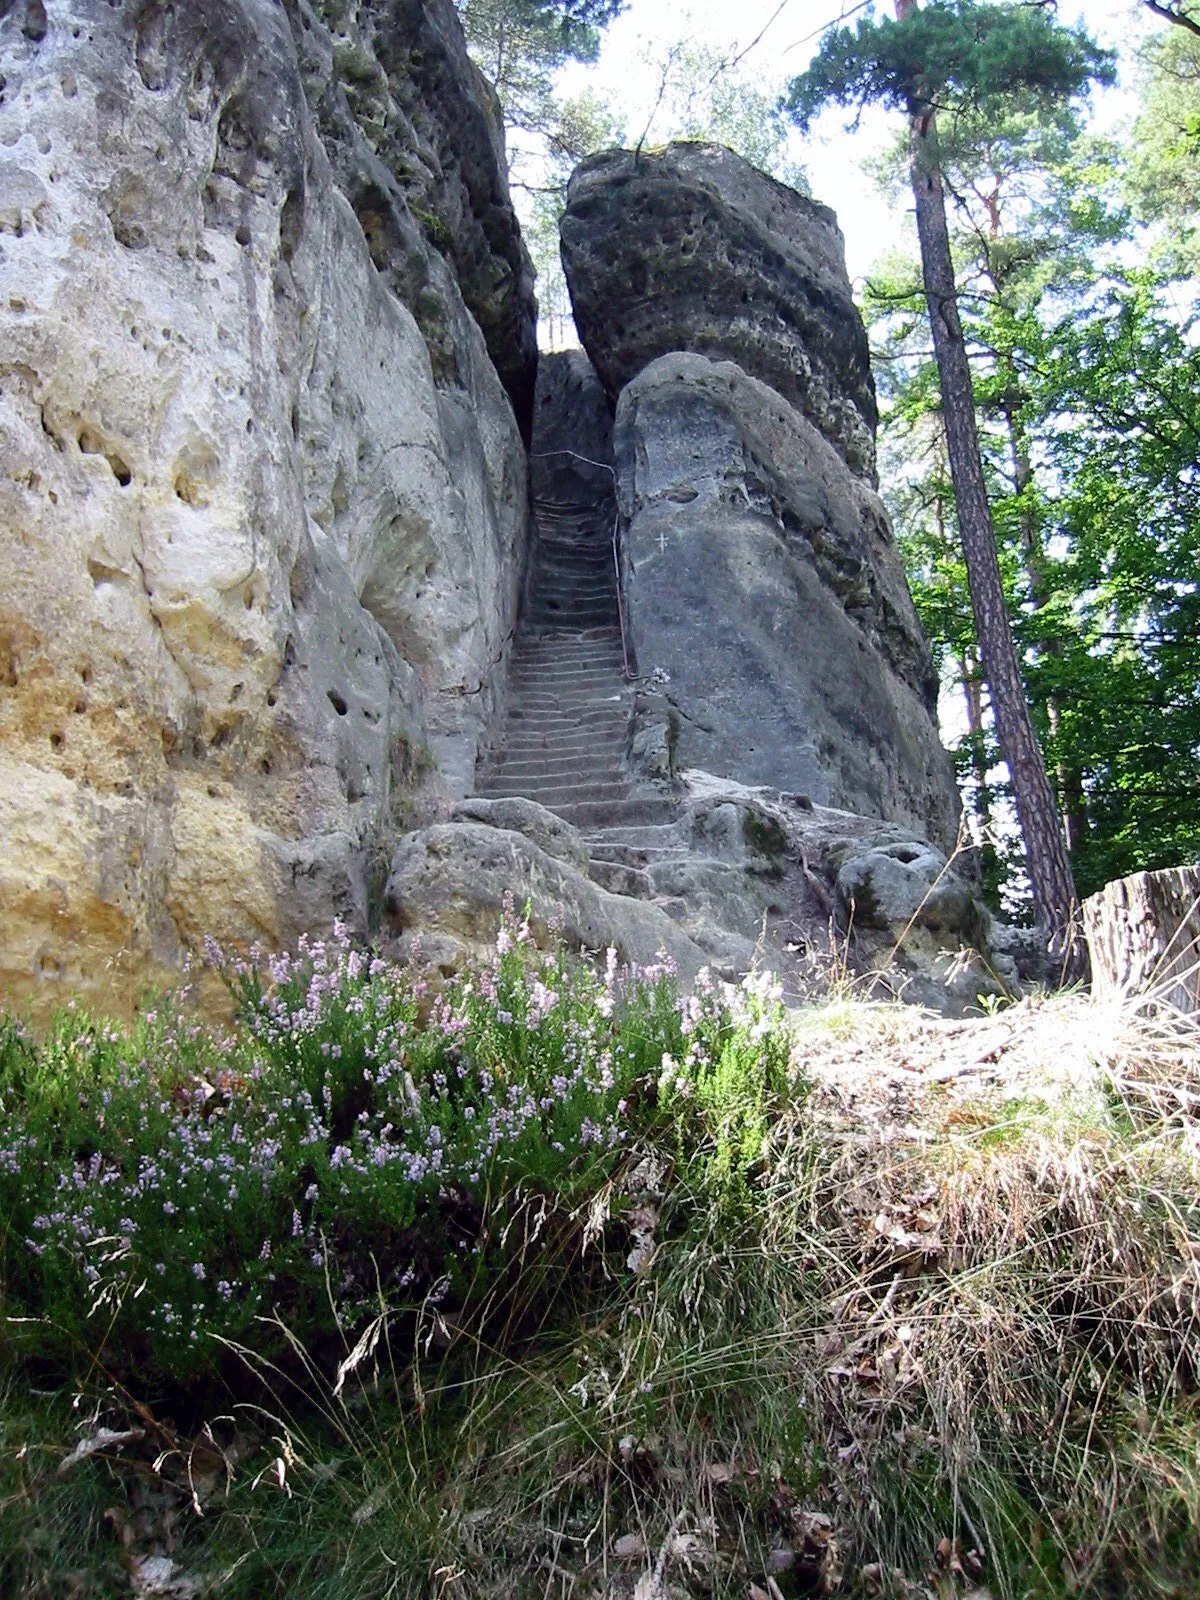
[
  {"x1": 24, "y1": 0, "x2": 47, "y2": 43},
  {"x1": 279, "y1": 184, "x2": 304, "y2": 262},
  {"x1": 235, "y1": 223, "x2": 251, "y2": 247},
  {"x1": 40, "y1": 952, "x2": 61, "y2": 974},
  {"x1": 266, "y1": 689, "x2": 278, "y2": 707},
  {"x1": 49, "y1": 731, "x2": 63, "y2": 749},
  {"x1": 79, "y1": 664, "x2": 92, "y2": 683},
  {"x1": 87, "y1": 555, "x2": 124, "y2": 586},
  {"x1": 230, "y1": 682, "x2": 243, "y2": 703},
  {"x1": 327, "y1": 690, "x2": 348, "y2": 716},
  {"x1": 260, "y1": 757, "x2": 272, "y2": 775},
  {"x1": 243, "y1": 586, "x2": 255, "y2": 611},
  {"x1": 73, "y1": 699, "x2": 86, "y2": 714},
  {"x1": 78, "y1": 426, "x2": 132, "y2": 486}
]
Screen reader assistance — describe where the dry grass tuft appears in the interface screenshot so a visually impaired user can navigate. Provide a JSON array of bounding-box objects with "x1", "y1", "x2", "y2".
[{"x1": 7, "y1": 990, "x2": 1200, "y2": 1599}]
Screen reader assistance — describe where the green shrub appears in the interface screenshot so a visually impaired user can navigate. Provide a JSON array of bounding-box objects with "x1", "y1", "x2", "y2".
[{"x1": 0, "y1": 910, "x2": 794, "y2": 1389}]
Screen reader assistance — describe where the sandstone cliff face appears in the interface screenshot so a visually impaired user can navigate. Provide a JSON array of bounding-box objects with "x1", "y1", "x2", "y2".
[
  {"x1": 559, "y1": 143, "x2": 956, "y2": 849},
  {"x1": 561, "y1": 142, "x2": 878, "y2": 481},
  {"x1": 617, "y1": 353, "x2": 960, "y2": 852},
  {"x1": 0, "y1": 0, "x2": 532, "y2": 1017}
]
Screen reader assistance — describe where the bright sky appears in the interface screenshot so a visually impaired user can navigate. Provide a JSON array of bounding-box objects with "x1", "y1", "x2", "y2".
[{"x1": 556, "y1": 0, "x2": 1155, "y2": 288}]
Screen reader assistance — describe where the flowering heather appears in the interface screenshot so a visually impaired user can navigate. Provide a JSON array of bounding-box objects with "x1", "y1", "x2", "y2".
[{"x1": 0, "y1": 912, "x2": 791, "y2": 1385}]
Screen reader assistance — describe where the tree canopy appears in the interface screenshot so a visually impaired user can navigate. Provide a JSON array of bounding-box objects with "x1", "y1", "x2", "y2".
[
  {"x1": 457, "y1": 0, "x2": 626, "y2": 137},
  {"x1": 784, "y1": 0, "x2": 1114, "y2": 129}
]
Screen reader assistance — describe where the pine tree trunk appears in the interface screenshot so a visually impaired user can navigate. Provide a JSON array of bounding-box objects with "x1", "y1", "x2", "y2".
[
  {"x1": 1001, "y1": 390, "x2": 1091, "y2": 854},
  {"x1": 900, "y1": 81, "x2": 1086, "y2": 981},
  {"x1": 959, "y1": 647, "x2": 1001, "y2": 888}
]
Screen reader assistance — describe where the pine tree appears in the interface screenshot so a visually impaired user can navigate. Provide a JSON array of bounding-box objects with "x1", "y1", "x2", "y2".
[{"x1": 785, "y1": 0, "x2": 1114, "y2": 982}]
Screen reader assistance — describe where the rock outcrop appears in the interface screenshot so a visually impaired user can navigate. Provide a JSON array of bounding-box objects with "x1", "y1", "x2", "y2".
[
  {"x1": 0, "y1": 0, "x2": 532, "y2": 1017},
  {"x1": 383, "y1": 780, "x2": 1009, "y2": 1015},
  {"x1": 616, "y1": 353, "x2": 960, "y2": 852},
  {"x1": 561, "y1": 142, "x2": 877, "y2": 480},
  {"x1": 293, "y1": 0, "x2": 538, "y2": 434},
  {"x1": 380, "y1": 342, "x2": 991, "y2": 1010},
  {"x1": 385, "y1": 146, "x2": 988, "y2": 1015},
  {"x1": 385, "y1": 810, "x2": 709, "y2": 983}
]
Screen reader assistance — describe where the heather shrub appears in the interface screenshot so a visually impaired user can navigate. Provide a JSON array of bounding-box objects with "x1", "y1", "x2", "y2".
[{"x1": 0, "y1": 910, "x2": 792, "y2": 1388}]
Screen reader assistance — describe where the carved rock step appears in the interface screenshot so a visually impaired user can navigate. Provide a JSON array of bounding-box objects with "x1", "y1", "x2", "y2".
[
  {"x1": 586, "y1": 840, "x2": 691, "y2": 866},
  {"x1": 478, "y1": 778, "x2": 632, "y2": 806},
  {"x1": 589, "y1": 859, "x2": 655, "y2": 898},
  {"x1": 553, "y1": 797, "x2": 678, "y2": 828},
  {"x1": 475, "y1": 469, "x2": 638, "y2": 825},
  {"x1": 502, "y1": 738, "x2": 627, "y2": 762}
]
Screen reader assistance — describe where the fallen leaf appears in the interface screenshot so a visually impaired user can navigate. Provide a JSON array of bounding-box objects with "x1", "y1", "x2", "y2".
[
  {"x1": 352, "y1": 1486, "x2": 387, "y2": 1526},
  {"x1": 793, "y1": 1509, "x2": 833, "y2": 1547},
  {"x1": 669, "y1": 1531, "x2": 711, "y2": 1570},
  {"x1": 58, "y1": 1427, "x2": 145, "y2": 1476},
  {"x1": 626, "y1": 1202, "x2": 659, "y2": 1277},
  {"x1": 614, "y1": 1532, "x2": 648, "y2": 1560},
  {"x1": 128, "y1": 1555, "x2": 205, "y2": 1598}
]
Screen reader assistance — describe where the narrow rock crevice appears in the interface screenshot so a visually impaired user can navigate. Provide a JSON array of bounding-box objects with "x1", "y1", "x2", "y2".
[{"x1": 475, "y1": 352, "x2": 675, "y2": 841}]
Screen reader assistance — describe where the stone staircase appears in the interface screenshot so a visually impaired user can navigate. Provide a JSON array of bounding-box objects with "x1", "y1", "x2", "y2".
[
  {"x1": 475, "y1": 350, "x2": 681, "y2": 901},
  {"x1": 476, "y1": 498, "x2": 676, "y2": 882},
  {"x1": 478, "y1": 493, "x2": 662, "y2": 826}
]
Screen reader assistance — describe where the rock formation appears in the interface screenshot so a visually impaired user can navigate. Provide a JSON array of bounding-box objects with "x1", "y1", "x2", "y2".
[
  {"x1": 1, "y1": 16, "x2": 999, "y2": 1022},
  {"x1": 381, "y1": 144, "x2": 987, "y2": 1010},
  {"x1": 615, "y1": 352, "x2": 960, "y2": 851},
  {"x1": 561, "y1": 143, "x2": 878, "y2": 481},
  {"x1": 384, "y1": 339, "x2": 995, "y2": 1012},
  {"x1": 0, "y1": 0, "x2": 532, "y2": 1017}
]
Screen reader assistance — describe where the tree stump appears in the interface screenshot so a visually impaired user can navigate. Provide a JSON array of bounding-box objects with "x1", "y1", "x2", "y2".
[{"x1": 1083, "y1": 866, "x2": 1200, "y2": 1013}]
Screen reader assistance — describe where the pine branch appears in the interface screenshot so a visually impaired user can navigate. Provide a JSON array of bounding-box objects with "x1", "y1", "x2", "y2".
[{"x1": 1143, "y1": 0, "x2": 1200, "y2": 39}]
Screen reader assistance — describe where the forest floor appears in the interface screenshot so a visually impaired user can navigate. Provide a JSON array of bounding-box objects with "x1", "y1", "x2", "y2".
[{"x1": 3, "y1": 942, "x2": 1200, "y2": 1600}]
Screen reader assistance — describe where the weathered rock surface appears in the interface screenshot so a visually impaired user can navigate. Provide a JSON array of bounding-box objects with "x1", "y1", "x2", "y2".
[
  {"x1": 294, "y1": 0, "x2": 538, "y2": 434},
  {"x1": 384, "y1": 779, "x2": 1007, "y2": 1015},
  {"x1": 384, "y1": 819, "x2": 707, "y2": 980},
  {"x1": 451, "y1": 796, "x2": 590, "y2": 874},
  {"x1": 561, "y1": 142, "x2": 877, "y2": 479},
  {"x1": 0, "y1": 0, "x2": 531, "y2": 1017},
  {"x1": 615, "y1": 354, "x2": 960, "y2": 852}
]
